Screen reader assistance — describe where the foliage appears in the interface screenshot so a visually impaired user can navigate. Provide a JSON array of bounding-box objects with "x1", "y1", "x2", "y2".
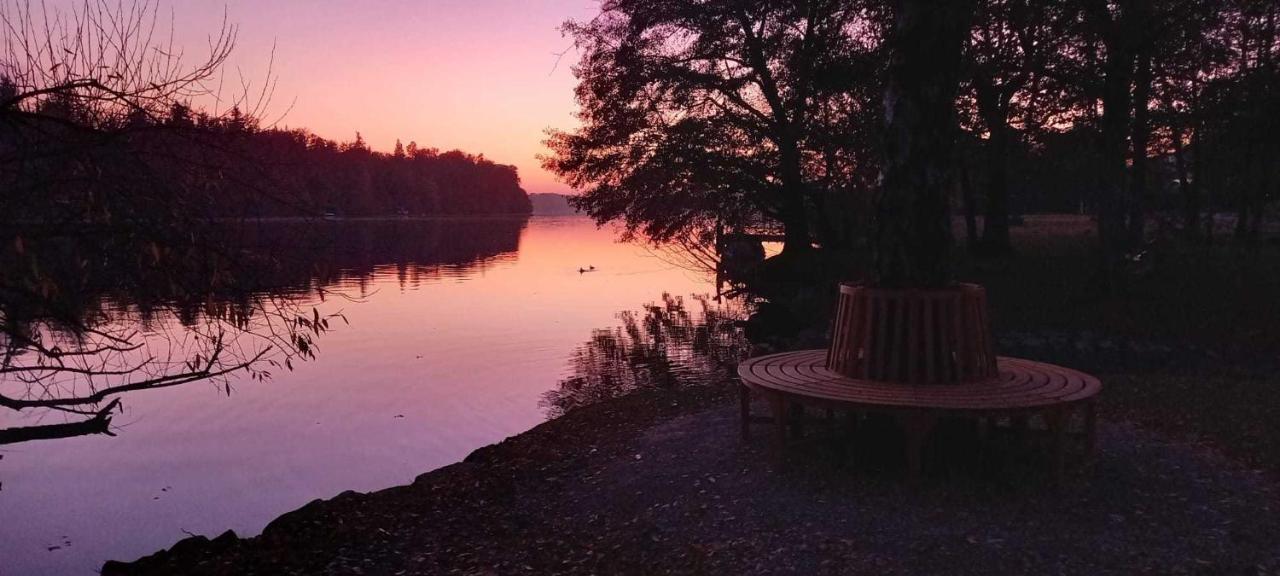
[
  {"x1": 544, "y1": 0, "x2": 886, "y2": 254},
  {"x1": 549, "y1": 0, "x2": 1280, "y2": 287}
]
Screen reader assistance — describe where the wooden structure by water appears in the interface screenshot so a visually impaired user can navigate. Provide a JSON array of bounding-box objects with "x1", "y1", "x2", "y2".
[
  {"x1": 738, "y1": 283, "x2": 1101, "y2": 483},
  {"x1": 712, "y1": 223, "x2": 782, "y2": 301}
]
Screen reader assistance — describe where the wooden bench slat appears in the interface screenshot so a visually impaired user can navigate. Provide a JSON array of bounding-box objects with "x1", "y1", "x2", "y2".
[{"x1": 739, "y1": 351, "x2": 1101, "y2": 411}]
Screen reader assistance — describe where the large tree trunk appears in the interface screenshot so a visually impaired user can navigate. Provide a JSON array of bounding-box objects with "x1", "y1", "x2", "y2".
[
  {"x1": 1171, "y1": 121, "x2": 1199, "y2": 240},
  {"x1": 1242, "y1": 159, "x2": 1270, "y2": 245},
  {"x1": 872, "y1": 0, "x2": 974, "y2": 288},
  {"x1": 1127, "y1": 51, "x2": 1152, "y2": 250},
  {"x1": 1250, "y1": 200, "x2": 1264, "y2": 242},
  {"x1": 1235, "y1": 143, "x2": 1263, "y2": 244},
  {"x1": 960, "y1": 160, "x2": 980, "y2": 252},
  {"x1": 1096, "y1": 38, "x2": 1132, "y2": 289},
  {"x1": 980, "y1": 121, "x2": 1013, "y2": 254},
  {"x1": 1235, "y1": 197, "x2": 1252, "y2": 242},
  {"x1": 1195, "y1": 127, "x2": 1214, "y2": 241},
  {"x1": 779, "y1": 188, "x2": 812, "y2": 255},
  {"x1": 971, "y1": 78, "x2": 1013, "y2": 255},
  {"x1": 778, "y1": 144, "x2": 812, "y2": 255}
]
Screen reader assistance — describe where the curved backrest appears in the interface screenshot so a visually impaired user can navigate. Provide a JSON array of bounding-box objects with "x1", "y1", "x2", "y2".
[{"x1": 826, "y1": 283, "x2": 998, "y2": 384}]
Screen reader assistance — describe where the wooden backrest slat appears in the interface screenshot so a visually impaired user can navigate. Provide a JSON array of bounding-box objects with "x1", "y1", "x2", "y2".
[
  {"x1": 923, "y1": 295, "x2": 935, "y2": 383},
  {"x1": 826, "y1": 283, "x2": 998, "y2": 385}
]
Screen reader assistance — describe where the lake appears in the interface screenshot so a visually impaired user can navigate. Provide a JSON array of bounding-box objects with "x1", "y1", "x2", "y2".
[{"x1": 0, "y1": 216, "x2": 748, "y2": 575}]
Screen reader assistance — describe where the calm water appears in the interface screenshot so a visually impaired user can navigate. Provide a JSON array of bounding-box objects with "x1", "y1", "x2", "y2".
[{"x1": 0, "y1": 216, "x2": 747, "y2": 575}]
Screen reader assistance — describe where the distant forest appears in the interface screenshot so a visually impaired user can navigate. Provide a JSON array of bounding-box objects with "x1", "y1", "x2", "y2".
[
  {"x1": 3, "y1": 94, "x2": 532, "y2": 220},
  {"x1": 529, "y1": 193, "x2": 580, "y2": 215}
]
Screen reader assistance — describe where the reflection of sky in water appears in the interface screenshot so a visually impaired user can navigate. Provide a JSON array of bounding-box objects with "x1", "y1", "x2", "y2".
[{"x1": 0, "y1": 216, "x2": 738, "y2": 575}]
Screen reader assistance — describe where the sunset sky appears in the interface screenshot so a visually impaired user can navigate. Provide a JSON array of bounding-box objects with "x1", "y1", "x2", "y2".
[{"x1": 170, "y1": 1, "x2": 598, "y2": 194}]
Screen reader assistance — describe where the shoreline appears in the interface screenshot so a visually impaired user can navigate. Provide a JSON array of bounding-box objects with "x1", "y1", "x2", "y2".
[
  {"x1": 103, "y1": 362, "x2": 1280, "y2": 575},
  {"x1": 103, "y1": 385, "x2": 737, "y2": 575}
]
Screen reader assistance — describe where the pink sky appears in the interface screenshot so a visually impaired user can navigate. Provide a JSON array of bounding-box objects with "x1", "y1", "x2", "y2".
[{"x1": 170, "y1": 1, "x2": 597, "y2": 194}]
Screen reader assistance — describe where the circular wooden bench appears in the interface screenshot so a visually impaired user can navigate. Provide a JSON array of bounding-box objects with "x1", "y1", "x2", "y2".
[
  {"x1": 737, "y1": 284, "x2": 1102, "y2": 483},
  {"x1": 738, "y1": 351, "x2": 1101, "y2": 481}
]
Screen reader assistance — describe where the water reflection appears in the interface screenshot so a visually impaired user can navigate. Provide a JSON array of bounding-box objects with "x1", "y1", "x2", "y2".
[
  {"x1": 210, "y1": 217, "x2": 529, "y2": 295},
  {"x1": 0, "y1": 217, "x2": 528, "y2": 445},
  {"x1": 2, "y1": 216, "x2": 736, "y2": 575},
  {"x1": 544, "y1": 293, "x2": 750, "y2": 417}
]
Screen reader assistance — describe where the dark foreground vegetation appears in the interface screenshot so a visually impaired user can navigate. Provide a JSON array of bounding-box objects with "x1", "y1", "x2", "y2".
[{"x1": 106, "y1": 217, "x2": 1280, "y2": 574}]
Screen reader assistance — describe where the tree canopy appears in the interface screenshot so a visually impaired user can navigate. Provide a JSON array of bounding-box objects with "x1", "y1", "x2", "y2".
[
  {"x1": 544, "y1": 0, "x2": 886, "y2": 255},
  {"x1": 547, "y1": 0, "x2": 1280, "y2": 285}
]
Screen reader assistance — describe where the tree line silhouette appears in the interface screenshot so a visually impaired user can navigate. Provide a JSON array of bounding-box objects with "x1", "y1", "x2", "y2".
[
  {"x1": 545, "y1": 0, "x2": 1280, "y2": 279},
  {"x1": 2, "y1": 92, "x2": 533, "y2": 219},
  {"x1": 169, "y1": 107, "x2": 534, "y2": 218}
]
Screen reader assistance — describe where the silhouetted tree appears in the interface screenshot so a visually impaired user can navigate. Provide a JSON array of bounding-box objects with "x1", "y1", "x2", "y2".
[
  {"x1": 960, "y1": 0, "x2": 1063, "y2": 255},
  {"x1": 1144, "y1": 0, "x2": 1231, "y2": 240},
  {"x1": 548, "y1": 0, "x2": 1279, "y2": 288},
  {"x1": 545, "y1": 0, "x2": 885, "y2": 255},
  {"x1": 1207, "y1": 0, "x2": 1280, "y2": 243}
]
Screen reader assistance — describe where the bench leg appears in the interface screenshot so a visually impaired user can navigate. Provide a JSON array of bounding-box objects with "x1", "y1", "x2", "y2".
[
  {"x1": 1011, "y1": 413, "x2": 1029, "y2": 448},
  {"x1": 903, "y1": 411, "x2": 936, "y2": 486},
  {"x1": 1048, "y1": 407, "x2": 1068, "y2": 486},
  {"x1": 976, "y1": 416, "x2": 991, "y2": 472},
  {"x1": 788, "y1": 402, "x2": 805, "y2": 439},
  {"x1": 767, "y1": 392, "x2": 788, "y2": 467},
  {"x1": 1083, "y1": 400, "x2": 1098, "y2": 460},
  {"x1": 843, "y1": 411, "x2": 861, "y2": 468}
]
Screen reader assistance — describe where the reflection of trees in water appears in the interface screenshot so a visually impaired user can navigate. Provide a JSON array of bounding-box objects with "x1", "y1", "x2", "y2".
[
  {"x1": 543, "y1": 294, "x2": 750, "y2": 417},
  {"x1": 0, "y1": 218, "x2": 526, "y2": 445},
  {"x1": 0, "y1": 0, "x2": 532, "y2": 446},
  {"x1": 0, "y1": 223, "x2": 331, "y2": 444},
  {"x1": 226, "y1": 217, "x2": 528, "y2": 295}
]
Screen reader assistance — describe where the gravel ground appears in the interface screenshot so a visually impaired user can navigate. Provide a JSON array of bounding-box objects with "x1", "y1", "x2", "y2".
[{"x1": 105, "y1": 384, "x2": 1280, "y2": 575}]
